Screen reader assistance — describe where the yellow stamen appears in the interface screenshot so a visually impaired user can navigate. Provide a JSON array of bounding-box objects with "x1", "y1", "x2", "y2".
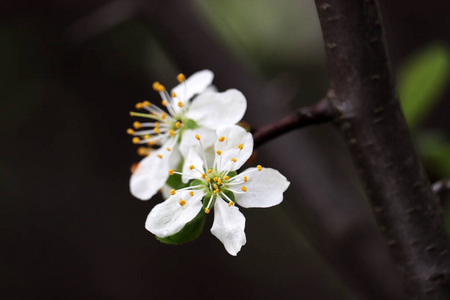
[
  {"x1": 127, "y1": 128, "x2": 134, "y2": 135},
  {"x1": 241, "y1": 186, "x2": 247, "y2": 192},
  {"x1": 161, "y1": 113, "x2": 167, "y2": 119},
  {"x1": 168, "y1": 129, "x2": 175, "y2": 136},
  {"x1": 202, "y1": 173, "x2": 206, "y2": 179},
  {"x1": 154, "y1": 127, "x2": 160, "y2": 134},
  {"x1": 157, "y1": 154, "x2": 163, "y2": 159},
  {"x1": 175, "y1": 121, "x2": 181, "y2": 128},
  {"x1": 154, "y1": 122, "x2": 159, "y2": 127},
  {"x1": 179, "y1": 200, "x2": 186, "y2": 206},
  {"x1": 216, "y1": 150, "x2": 221, "y2": 155},
  {"x1": 217, "y1": 179, "x2": 222, "y2": 185},
  {"x1": 228, "y1": 201, "x2": 234, "y2": 207},
  {"x1": 135, "y1": 102, "x2": 143, "y2": 109},
  {"x1": 142, "y1": 100, "x2": 151, "y2": 106},
  {"x1": 195, "y1": 134, "x2": 200, "y2": 140},
  {"x1": 189, "y1": 165, "x2": 195, "y2": 170},
  {"x1": 205, "y1": 207, "x2": 210, "y2": 214},
  {"x1": 152, "y1": 81, "x2": 161, "y2": 91},
  {"x1": 144, "y1": 134, "x2": 150, "y2": 140},
  {"x1": 177, "y1": 101, "x2": 183, "y2": 108},
  {"x1": 213, "y1": 189, "x2": 219, "y2": 194},
  {"x1": 206, "y1": 178, "x2": 211, "y2": 183},
  {"x1": 189, "y1": 191, "x2": 194, "y2": 196},
  {"x1": 171, "y1": 92, "x2": 177, "y2": 97},
  {"x1": 133, "y1": 121, "x2": 141, "y2": 129},
  {"x1": 207, "y1": 169, "x2": 212, "y2": 174},
  {"x1": 161, "y1": 100, "x2": 167, "y2": 106},
  {"x1": 170, "y1": 189, "x2": 176, "y2": 195},
  {"x1": 257, "y1": 165, "x2": 262, "y2": 171},
  {"x1": 137, "y1": 147, "x2": 149, "y2": 156},
  {"x1": 224, "y1": 176, "x2": 230, "y2": 180},
  {"x1": 238, "y1": 144, "x2": 243, "y2": 150},
  {"x1": 177, "y1": 73, "x2": 185, "y2": 82},
  {"x1": 213, "y1": 184, "x2": 219, "y2": 190},
  {"x1": 166, "y1": 147, "x2": 171, "y2": 151},
  {"x1": 213, "y1": 177, "x2": 218, "y2": 182},
  {"x1": 156, "y1": 84, "x2": 165, "y2": 92},
  {"x1": 244, "y1": 176, "x2": 247, "y2": 182},
  {"x1": 132, "y1": 137, "x2": 140, "y2": 144},
  {"x1": 168, "y1": 169, "x2": 174, "y2": 175},
  {"x1": 218, "y1": 136, "x2": 225, "y2": 142},
  {"x1": 231, "y1": 158, "x2": 237, "y2": 162}
]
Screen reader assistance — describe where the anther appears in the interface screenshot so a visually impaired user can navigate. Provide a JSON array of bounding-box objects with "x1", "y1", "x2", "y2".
[
  {"x1": 179, "y1": 200, "x2": 186, "y2": 206},
  {"x1": 189, "y1": 165, "x2": 195, "y2": 170},
  {"x1": 168, "y1": 169, "x2": 174, "y2": 175},
  {"x1": 213, "y1": 177, "x2": 218, "y2": 182},
  {"x1": 168, "y1": 129, "x2": 175, "y2": 136},
  {"x1": 157, "y1": 154, "x2": 163, "y2": 159},
  {"x1": 231, "y1": 158, "x2": 237, "y2": 162},
  {"x1": 207, "y1": 169, "x2": 212, "y2": 174},
  {"x1": 171, "y1": 92, "x2": 177, "y2": 97},
  {"x1": 132, "y1": 137, "x2": 140, "y2": 144},
  {"x1": 166, "y1": 147, "x2": 171, "y2": 151},
  {"x1": 137, "y1": 147, "x2": 149, "y2": 156},
  {"x1": 244, "y1": 176, "x2": 247, "y2": 182},
  {"x1": 133, "y1": 121, "x2": 141, "y2": 129},
  {"x1": 216, "y1": 150, "x2": 221, "y2": 155},
  {"x1": 217, "y1": 179, "x2": 222, "y2": 185},
  {"x1": 152, "y1": 81, "x2": 161, "y2": 91},
  {"x1": 170, "y1": 189, "x2": 176, "y2": 195},
  {"x1": 238, "y1": 144, "x2": 243, "y2": 150},
  {"x1": 224, "y1": 176, "x2": 230, "y2": 180},
  {"x1": 213, "y1": 189, "x2": 219, "y2": 194},
  {"x1": 176, "y1": 121, "x2": 181, "y2": 128},
  {"x1": 206, "y1": 178, "x2": 211, "y2": 183},
  {"x1": 177, "y1": 101, "x2": 183, "y2": 108},
  {"x1": 257, "y1": 165, "x2": 262, "y2": 171},
  {"x1": 142, "y1": 100, "x2": 151, "y2": 106},
  {"x1": 195, "y1": 134, "x2": 200, "y2": 140},
  {"x1": 218, "y1": 136, "x2": 225, "y2": 142},
  {"x1": 135, "y1": 102, "x2": 143, "y2": 109},
  {"x1": 161, "y1": 113, "x2": 167, "y2": 119},
  {"x1": 213, "y1": 184, "x2": 219, "y2": 190},
  {"x1": 241, "y1": 186, "x2": 247, "y2": 192},
  {"x1": 189, "y1": 191, "x2": 194, "y2": 196},
  {"x1": 156, "y1": 84, "x2": 165, "y2": 92},
  {"x1": 161, "y1": 100, "x2": 167, "y2": 107},
  {"x1": 127, "y1": 128, "x2": 134, "y2": 135},
  {"x1": 205, "y1": 207, "x2": 210, "y2": 214},
  {"x1": 144, "y1": 134, "x2": 150, "y2": 140},
  {"x1": 228, "y1": 201, "x2": 234, "y2": 207},
  {"x1": 202, "y1": 173, "x2": 206, "y2": 179},
  {"x1": 177, "y1": 73, "x2": 185, "y2": 83},
  {"x1": 154, "y1": 127, "x2": 160, "y2": 134}
]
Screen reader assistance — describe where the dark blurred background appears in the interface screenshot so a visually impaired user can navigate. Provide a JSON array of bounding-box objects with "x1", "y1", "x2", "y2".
[{"x1": 1, "y1": 0, "x2": 449, "y2": 299}]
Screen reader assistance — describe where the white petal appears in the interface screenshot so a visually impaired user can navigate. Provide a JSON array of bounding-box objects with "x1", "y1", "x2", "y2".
[
  {"x1": 186, "y1": 89, "x2": 247, "y2": 130},
  {"x1": 179, "y1": 128, "x2": 217, "y2": 165},
  {"x1": 233, "y1": 167, "x2": 290, "y2": 208},
  {"x1": 210, "y1": 196, "x2": 247, "y2": 256},
  {"x1": 214, "y1": 125, "x2": 253, "y2": 172},
  {"x1": 145, "y1": 190, "x2": 205, "y2": 237},
  {"x1": 181, "y1": 149, "x2": 204, "y2": 183},
  {"x1": 161, "y1": 184, "x2": 172, "y2": 199},
  {"x1": 171, "y1": 70, "x2": 214, "y2": 105},
  {"x1": 130, "y1": 146, "x2": 173, "y2": 200}
]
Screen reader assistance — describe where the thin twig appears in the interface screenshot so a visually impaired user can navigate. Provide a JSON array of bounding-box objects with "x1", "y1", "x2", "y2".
[
  {"x1": 433, "y1": 179, "x2": 450, "y2": 202},
  {"x1": 253, "y1": 98, "x2": 335, "y2": 148}
]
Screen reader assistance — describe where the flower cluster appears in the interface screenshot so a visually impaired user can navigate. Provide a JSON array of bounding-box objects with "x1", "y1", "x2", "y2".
[{"x1": 128, "y1": 70, "x2": 289, "y2": 255}]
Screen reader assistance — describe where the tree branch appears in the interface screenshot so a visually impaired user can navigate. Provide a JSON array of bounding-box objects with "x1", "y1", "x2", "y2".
[
  {"x1": 314, "y1": 0, "x2": 450, "y2": 298},
  {"x1": 253, "y1": 98, "x2": 335, "y2": 148}
]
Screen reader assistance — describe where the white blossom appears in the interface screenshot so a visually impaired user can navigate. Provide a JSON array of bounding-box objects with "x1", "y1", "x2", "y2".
[
  {"x1": 128, "y1": 70, "x2": 247, "y2": 200},
  {"x1": 145, "y1": 125, "x2": 290, "y2": 255}
]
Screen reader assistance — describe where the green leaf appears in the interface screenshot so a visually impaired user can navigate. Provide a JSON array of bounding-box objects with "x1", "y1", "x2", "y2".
[
  {"x1": 398, "y1": 43, "x2": 450, "y2": 129},
  {"x1": 416, "y1": 131, "x2": 450, "y2": 177},
  {"x1": 156, "y1": 210, "x2": 206, "y2": 245}
]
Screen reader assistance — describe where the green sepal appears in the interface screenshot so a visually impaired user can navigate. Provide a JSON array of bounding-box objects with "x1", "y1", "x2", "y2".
[
  {"x1": 155, "y1": 209, "x2": 206, "y2": 245},
  {"x1": 227, "y1": 171, "x2": 237, "y2": 178},
  {"x1": 184, "y1": 119, "x2": 198, "y2": 130},
  {"x1": 165, "y1": 173, "x2": 186, "y2": 190}
]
